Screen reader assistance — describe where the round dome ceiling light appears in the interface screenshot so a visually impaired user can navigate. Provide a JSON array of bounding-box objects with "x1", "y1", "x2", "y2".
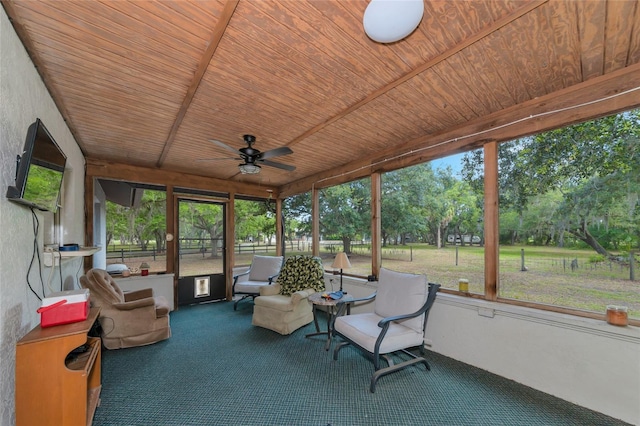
[{"x1": 363, "y1": 0, "x2": 424, "y2": 44}]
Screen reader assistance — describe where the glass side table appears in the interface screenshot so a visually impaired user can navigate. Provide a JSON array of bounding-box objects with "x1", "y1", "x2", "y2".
[{"x1": 306, "y1": 292, "x2": 355, "y2": 351}]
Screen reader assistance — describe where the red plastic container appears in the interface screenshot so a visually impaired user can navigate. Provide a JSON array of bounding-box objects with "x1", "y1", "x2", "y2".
[{"x1": 38, "y1": 289, "x2": 90, "y2": 327}]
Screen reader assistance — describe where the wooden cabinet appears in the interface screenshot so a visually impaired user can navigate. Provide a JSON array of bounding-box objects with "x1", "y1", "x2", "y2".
[{"x1": 15, "y1": 308, "x2": 102, "y2": 426}]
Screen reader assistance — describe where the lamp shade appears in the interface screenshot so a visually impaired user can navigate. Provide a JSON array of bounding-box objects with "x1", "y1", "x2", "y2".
[
  {"x1": 332, "y1": 252, "x2": 352, "y2": 270},
  {"x1": 363, "y1": 0, "x2": 424, "y2": 44}
]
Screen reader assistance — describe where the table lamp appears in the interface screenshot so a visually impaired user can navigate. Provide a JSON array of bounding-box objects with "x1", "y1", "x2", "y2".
[{"x1": 332, "y1": 252, "x2": 352, "y2": 293}]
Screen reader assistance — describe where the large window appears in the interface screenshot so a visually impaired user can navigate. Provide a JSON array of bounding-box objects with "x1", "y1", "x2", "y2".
[
  {"x1": 380, "y1": 152, "x2": 485, "y2": 292},
  {"x1": 319, "y1": 178, "x2": 371, "y2": 276},
  {"x1": 106, "y1": 187, "x2": 166, "y2": 274},
  {"x1": 283, "y1": 192, "x2": 313, "y2": 257},
  {"x1": 498, "y1": 109, "x2": 640, "y2": 319},
  {"x1": 234, "y1": 198, "x2": 277, "y2": 267}
]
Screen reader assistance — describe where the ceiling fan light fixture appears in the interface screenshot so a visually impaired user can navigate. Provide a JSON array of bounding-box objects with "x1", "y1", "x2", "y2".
[
  {"x1": 239, "y1": 163, "x2": 261, "y2": 174},
  {"x1": 363, "y1": 0, "x2": 424, "y2": 44}
]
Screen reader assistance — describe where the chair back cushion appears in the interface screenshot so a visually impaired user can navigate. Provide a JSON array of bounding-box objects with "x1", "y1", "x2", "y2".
[
  {"x1": 80, "y1": 268, "x2": 125, "y2": 306},
  {"x1": 249, "y1": 256, "x2": 283, "y2": 281},
  {"x1": 374, "y1": 268, "x2": 428, "y2": 333},
  {"x1": 277, "y1": 255, "x2": 325, "y2": 295}
]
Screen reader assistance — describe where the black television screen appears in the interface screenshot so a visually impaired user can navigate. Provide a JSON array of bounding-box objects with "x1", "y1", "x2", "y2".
[{"x1": 6, "y1": 119, "x2": 67, "y2": 212}]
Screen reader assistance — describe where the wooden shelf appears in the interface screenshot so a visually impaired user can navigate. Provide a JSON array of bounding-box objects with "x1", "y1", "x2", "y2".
[
  {"x1": 87, "y1": 386, "x2": 102, "y2": 426},
  {"x1": 59, "y1": 246, "x2": 101, "y2": 257},
  {"x1": 16, "y1": 308, "x2": 102, "y2": 426}
]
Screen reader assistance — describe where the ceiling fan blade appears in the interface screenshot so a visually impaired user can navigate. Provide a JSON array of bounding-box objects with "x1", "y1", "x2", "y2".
[
  {"x1": 209, "y1": 139, "x2": 238, "y2": 154},
  {"x1": 259, "y1": 146, "x2": 293, "y2": 160},
  {"x1": 260, "y1": 159, "x2": 296, "y2": 171}
]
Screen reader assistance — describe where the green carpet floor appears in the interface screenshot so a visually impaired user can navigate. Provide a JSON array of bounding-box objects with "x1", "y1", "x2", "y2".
[{"x1": 93, "y1": 301, "x2": 628, "y2": 425}]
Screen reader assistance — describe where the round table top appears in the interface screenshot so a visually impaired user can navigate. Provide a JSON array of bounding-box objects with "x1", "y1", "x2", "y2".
[{"x1": 309, "y1": 292, "x2": 355, "y2": 306}]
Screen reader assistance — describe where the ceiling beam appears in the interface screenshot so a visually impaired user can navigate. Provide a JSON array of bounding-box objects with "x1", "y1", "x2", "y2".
[
  {"x1": 284, "y1": 0, "x2": 548, "y2": 149},
  {"x1": 155, "y1": 0, "x2": 240, "y2": 167},
  {"x1": 87, "y1": 158, "x2": 279, "y2": 198},
  {"x1": 279, "y1": 63, "x2": 640, "y2": 197}
]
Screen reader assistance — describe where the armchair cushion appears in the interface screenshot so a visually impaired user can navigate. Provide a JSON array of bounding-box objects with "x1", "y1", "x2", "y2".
[
  {"x1": 248, "y1": 255, "x2": 283, "y2": 281},
  {"x1": 254, "y1": 287, "x2": 312, "y2": 313},
  {"x1": 375, "y1": 268, "x2": 428, "y2": 333},
  {"x1": 259, "y1": 283, "x2": 282, "y2": 297}
]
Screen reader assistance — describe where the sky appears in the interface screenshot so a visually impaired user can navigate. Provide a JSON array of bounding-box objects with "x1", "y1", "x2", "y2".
[{"x1": 430, "y1": 152, "x2": 464, "y2": 175}]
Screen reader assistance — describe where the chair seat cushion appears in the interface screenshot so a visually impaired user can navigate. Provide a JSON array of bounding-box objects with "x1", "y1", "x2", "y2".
[
  {"x1": 334, "y1": 313, "x2": 424, "y2": 354},
  {"x1": 235, "y1": 280, "x2": 273, "y2": 294},
  {"x1": 254, "y1": 294, "x2": 297, "y2": 312}
]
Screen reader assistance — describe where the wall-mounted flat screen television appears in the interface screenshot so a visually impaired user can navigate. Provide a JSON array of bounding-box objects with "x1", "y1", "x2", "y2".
[{"x1": 6, "y1": 118, "x2": 67, "y2": 212}]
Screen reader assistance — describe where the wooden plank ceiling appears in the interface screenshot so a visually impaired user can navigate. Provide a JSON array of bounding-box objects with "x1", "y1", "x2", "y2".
[{"x1": 3, "y1": 0, "x2": 640, "y2": 193}]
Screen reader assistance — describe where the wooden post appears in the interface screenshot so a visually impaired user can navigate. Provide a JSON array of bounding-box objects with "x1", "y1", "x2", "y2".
[
  {"x1": 165, "y1": 185, "x2": 174, "y2": 275},
  {"x1": 371, "y1": 172, "x2": 381, "y2": 279},
  {"x1": 484, "y1": 141, "x2": 499, "y2": 301},
  {"x1": 226, "y1": 193, "x2": 235, "y2": 301},
  {"x1": 276, "y1": 197, "x2": 283, "y2": 257},
  {"x1": 312, "y1": 186, "x2": 320, "y2": 257}
]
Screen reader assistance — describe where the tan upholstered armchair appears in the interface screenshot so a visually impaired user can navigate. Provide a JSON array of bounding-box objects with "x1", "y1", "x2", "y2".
[
  {"x1": 80, "y1": 268, "x2": 171, "y2": 350},
  {"x1": 251, "y1": 255, "x2": 326, "y2": 335}
]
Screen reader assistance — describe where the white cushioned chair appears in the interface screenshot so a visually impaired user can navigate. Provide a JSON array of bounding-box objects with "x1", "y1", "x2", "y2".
[
  {"x1": 251, "y1": 255, "x2": 325, "y2": 335},
  {"x1": 232, "y1": 255, "x2": 283, "y2": 310},
  {"x1": 332, "y1": 267, "x2": 440, "y2": 392}
]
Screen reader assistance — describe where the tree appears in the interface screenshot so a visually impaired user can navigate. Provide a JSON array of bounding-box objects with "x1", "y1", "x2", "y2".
[
  {"x1": 179, "y1": 201, "x2": 224, "y2": 258},
  {"x1": 382, "y1": 164, "x2": 441, "y2": 245},
  {"x1": 283, "y1": 192, "x2": 312, "y2": 241},
  {"x1": 235, "y1": 199, "x2": 274, "y2": 244},
  {"x1": 105, "y1": 190, "x2": 166, "y2": 251},
  {"x1": 105, "y1": 201, "x2": 128, "y2": 247},
  {"x1": 443, "y1": 179, "x2": 482, "y2": 246},
  {"x1": 463, "y1": 109, "x2": 640, "y2": 256},
  {"x1": 319, "y1": 179, "x2": 370, "y2": 254},
  {"x1": 135, "y1": 191, "x2": 166, "y2": 252}
]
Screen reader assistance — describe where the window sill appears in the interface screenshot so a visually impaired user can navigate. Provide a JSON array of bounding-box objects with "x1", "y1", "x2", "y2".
[{"x1": 436, "y1": 292, "x2": 640, "y2": 342}]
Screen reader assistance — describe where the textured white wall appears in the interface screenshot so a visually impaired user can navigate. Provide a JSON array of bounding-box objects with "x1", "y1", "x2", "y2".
[
  {"x1": 0, "y1": 9, "x2": 85, "y2": 425},
  {"x1": 340, "y1": 276, "x2": 640, "y2": 425}
]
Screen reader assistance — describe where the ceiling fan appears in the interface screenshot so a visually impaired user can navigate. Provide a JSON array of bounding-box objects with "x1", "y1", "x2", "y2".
[{"x1": 203, "y1": 134, "x2": 295, "y2": 174}]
